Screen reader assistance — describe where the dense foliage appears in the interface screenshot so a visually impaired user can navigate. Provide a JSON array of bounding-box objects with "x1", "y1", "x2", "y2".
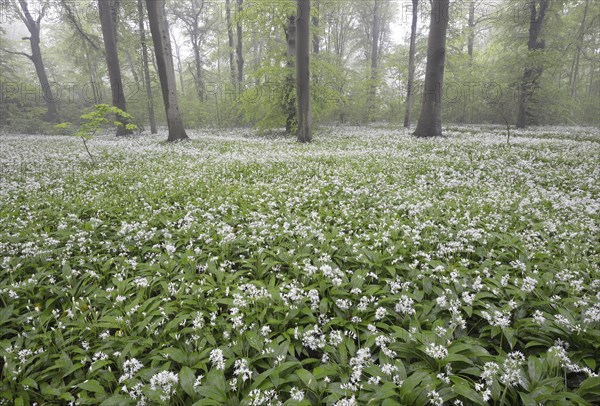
[{"x1": 1, "y1": 126, "x2": 599, "y2": 405}]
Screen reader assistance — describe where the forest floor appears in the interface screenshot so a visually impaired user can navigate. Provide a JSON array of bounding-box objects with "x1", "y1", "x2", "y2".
[{"x1": 1, "y1": 125, "x2": 599, "y2": 405}]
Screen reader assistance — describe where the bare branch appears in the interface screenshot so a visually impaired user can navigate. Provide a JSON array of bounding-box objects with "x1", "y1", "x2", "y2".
[{"x1": 0, "y1": 47, "x2": 33, "y2": 60}]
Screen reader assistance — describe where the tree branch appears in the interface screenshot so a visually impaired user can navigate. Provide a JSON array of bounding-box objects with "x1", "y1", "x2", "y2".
[{"x1": 0, "y1": 47, "x2": 33, "y2": 60}]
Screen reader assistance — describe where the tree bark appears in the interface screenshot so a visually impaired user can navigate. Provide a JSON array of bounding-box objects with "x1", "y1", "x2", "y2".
[
  {"x1": 170, "y1": 30, "x2": 186, "y2": 95},
  {"x1": 296, "y1": 0, "x2": 312, "y2": 143},
  {"x1": 414, "y1": 0, "x2": 449, "y2": 138},
  {"x1": 16, "y1": 0, "x2": 59, "y2": 122},
  {"x1": 285, "y1": 15, "x2": 297, "y2": 134},
  {"x1": 312, "y1": 0, "x2": 320, "y2": 54},
  {"x1": 403, "y1": 0, "x2": 418, "y2": 128},
  {"x1": 367, "y1": 1, "x2": 381, "y2": 122},
  {"x1": 236, "y1": 0, "x2": 244, "y2": 86},
  {"x1": 570, "y1": 0, "x2": 589, "y2": 98},
  {"x1": 125, "y1": 48, "x2": 140, "y2": 84},
  {"x1": 146, "y1": 0, "x2": 188, "y2": 141},
  {"x1": 225, "y1": 0, "x2": 236, "y2": 85},
  {"x1": 137, "y1": 0, "x2": 157, "y2": 134},
  {"x1": 98, "y1": 0, "x2": 132, "y2": 135},
  {"x1": 516, "y1": 0, "x2": 549, "y2": 129},
  {"x1": 467, "y1": 1, "x2": 475, "y2": 65}
]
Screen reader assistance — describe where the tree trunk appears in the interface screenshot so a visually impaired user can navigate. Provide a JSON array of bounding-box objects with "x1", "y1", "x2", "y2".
[
  {"x1": 125, "y1": 48, "x2": 139, "y2": 83},
  {"x1": 146, "y1": 0, "x2": 188, "y2": 141},
  {"x1": 367, "y1": 1, "x2": 381, "y2": 122},
  {"x1": 403, "y1": 0, "x2": 418, "y2": 128},
  {"x1": 285, "y1": 15, "x2": 297, "y2": 134},
  {"x1": 137, "y1": 0, "x2": 157, "y2": 134},
  {"x1": 516, "y1": 0, "x2": 548, "y2": 129},
  {"x1": 16, "y1": 0, "x2": 59, "y2": 122},
  {"x1": 467, "y1": 1, "x2": 475, "y2": 65},
  {"x1": 570, "y1": 0, "x2": 589, "y2": 98},
  {"x1": 84, "y1": 48, "x2": 101, "y2": 104},
  {"x1": 414, "y1": 0, "x2": 449, "y2": 138},
  {"x1": 296, "y1": 0, "x2": 312, "y2": 143},
  {"x1": 171, "y1": 32, "x2": 186, "y2": 96},
  {"x1": 192, "y1": 40, "x2": 204, "y2": 101},
  {"x1": 236, "y1": 0, "x2": 244, "y2": 86},
  {"x1": 225, "y1": 0, "x2": 236, "y2": 85},
  {"x1": 98, "y1": 0, "x2": 132, "y2": 135},
  {"x1": 312, "y1": 0, "x2": 320, "y2": 54}
]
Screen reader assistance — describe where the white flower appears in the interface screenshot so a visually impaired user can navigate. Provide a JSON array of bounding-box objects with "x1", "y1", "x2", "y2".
[
  {"x1": 149, "y1": 370, "x2": 178, "y2": 401},
  {"x1": 375, "y1": 307, "x2": 387, "y2": 320},
  {"x1": 119, "y1": 358, "x2": 144, "y2": 383},
  {"x1": 210, "y1": 349, "x2": 225, "y2": 370},
  {"x1": 521, "y1": 276, "x2": 537, "y2": 293},
  {"x1": 395, "y1": 295, "x2": 415, "y2": 315},
  {"x1": 425, "y1": 343, "x2": 448, "y2": 360},
  {"x1": 428, "y1": 389, "x2": 443, "y2": 406},
  {"x1": 234, "y1": 358, "x2": 252, "y2": 381},
  {"x1": 290, "y1": 387, "x2": 304, "y2": 401}
]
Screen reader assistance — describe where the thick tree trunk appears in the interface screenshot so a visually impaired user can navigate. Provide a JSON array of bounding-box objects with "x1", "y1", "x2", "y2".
[
  {"x1": 17, "y1": 0, "x2": 58, "y2": 122},
  {"x1": 285, "y1": 15, "x2": 297, "y2": 134},
  {"x1": 516, "y1": 0, "x2": 548, "y2": 129},
  {"x1": 137, "y1": 0, "x2": 157, "y2": 134},
  {"x1": 296, "y1": 0, "x2": 312, "y2": 143},
  {"x1": 146, "y1": 0, "x2": 188, "y2": 141},
  {"x1": 414, "y1": 0, "x2": 449, "y2": 138},
  {"x1": 98, "y1": 0, "x2": 132, "y2": 135},
  {"x1": 367, "y1": 1, "x2": 381, "y2": 122},
  {"x1": 403, "y1": 0, "x2": 418, "y2": 128},
  {"x1": 225, "y1": 0, "x2": 236, "y2": 85},
  {"x1": 236, "y1": 0, "x2": 244, "y2": 86}
]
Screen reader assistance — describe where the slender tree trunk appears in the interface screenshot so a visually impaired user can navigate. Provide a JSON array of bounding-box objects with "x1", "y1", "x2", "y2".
[
  {"x1": 414, "y1": 0, "x2": 449, "y2": 138},
  {"x1": 125, "y1": 48, "x2": 139, "y2": 83},
  {"x1": 98, "y1": 0, "x2": 132, "y2": 135},
  {"x1": 367, "y1": 1, "x2": 381, "y2": 122},
  {"x1": 146, "y1": 0, "x2": 188, "y2": 141},
  {"x1": 84, "y1": 48, "x2": 101, "y2": 104},
  {"x1": 296, "y1": 0, "x2": 312, "y2": 143},
  {"x1": 169, "y1": 30, "x2": 186, "y2": 96},
  {"x1": 253, "y1": 30, "x2": 259, "y2": 85},
  {"x1": 137, "y1": 0, "x2": 157, "y2": 133},
  {"x1": 312, "y1": 0, "x2": 320, "y2": 54},
  {"x1": 285, "y1": 15, "x2": 297, "y2": 134},
  {"x1": 467, "y1": 1, "x2": 475, "y2": 65},
  {"x1": 225, "y1": 0, "x2": 236, "y2": 85},
  {"x1": 516, "y1": 0, "x2": 548, "y2": 129},
  {"x1": 16, "y1": 0, "x2": 58, "y2": 122},
  {"x1": 403, "y1": 0, "x2": 418, "y2": 128},
  {"x1": 570, "y1": 0, "x2": 589, "y2": 98},
  {"x1": 192, "y1": 41, "x2": 204, "y2": 101},
  {"x1": 236, "y1": 0, "x2": 244, "y2": 86}
]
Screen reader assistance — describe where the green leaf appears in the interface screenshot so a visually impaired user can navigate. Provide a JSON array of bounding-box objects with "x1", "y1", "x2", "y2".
[
  {"x1": 77, "y1": 379, "x2": 106, "y2": 395},
  {"x1": 162, "y1": 347, "x2": 188, "y2": 364},
  {"x1": 100, "y1": 395, "x2": 133, "y2": 405},
  {"x1": 180, "y1": 366, "x2": 197, "y2": 397},
  {"x1": 296, "y1": 368, "x2": 317, "y2": 391}
]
